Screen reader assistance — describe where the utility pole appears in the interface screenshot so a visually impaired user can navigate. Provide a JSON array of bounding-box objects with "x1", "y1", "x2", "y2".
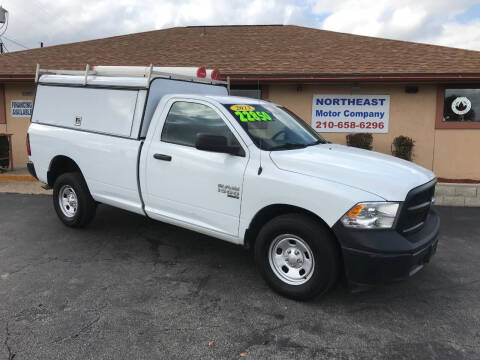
[{"x1": 0, "y1": 6, "x2": 8, "y2": 54}]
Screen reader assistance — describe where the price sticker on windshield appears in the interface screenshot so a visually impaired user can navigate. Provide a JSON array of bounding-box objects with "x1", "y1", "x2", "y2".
[{"x1": 230, "y1": 105, "x2": 273, "y2": 122}]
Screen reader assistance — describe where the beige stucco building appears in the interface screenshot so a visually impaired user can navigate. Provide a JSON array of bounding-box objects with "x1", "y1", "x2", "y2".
[
  {"x1": 1, "y1": 25, "x2": 479, "y2": 180},
  {"x1": 0, "y1": 83, "x2": 35, "y2": 169},
  {"x1": 269, "y1": 83, "x2": 480, "y2": 180}
]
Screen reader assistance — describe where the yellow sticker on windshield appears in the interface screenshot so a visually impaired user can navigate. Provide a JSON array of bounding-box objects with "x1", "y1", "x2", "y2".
[{"x1": 231, "y1": 104, "x2": 255, "y2": 112}]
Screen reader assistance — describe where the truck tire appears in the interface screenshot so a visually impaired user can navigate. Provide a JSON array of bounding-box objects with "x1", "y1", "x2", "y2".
[
  {"x1": 53, "y1": 172, "x2": 96, "y2": 228},
  {"x1": 254, "y1": 213, "x2": 340, "y2": 300}
]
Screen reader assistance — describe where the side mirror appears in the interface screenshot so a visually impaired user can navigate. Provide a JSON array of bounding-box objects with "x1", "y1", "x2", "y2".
[{"x1": 195, "y1": 134, "x2": 244, "y2": 156}]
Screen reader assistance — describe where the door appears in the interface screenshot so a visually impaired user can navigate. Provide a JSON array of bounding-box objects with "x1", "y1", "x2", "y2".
[{"x1": 143, "y1": 100, "x2": 249, "y2": 237}]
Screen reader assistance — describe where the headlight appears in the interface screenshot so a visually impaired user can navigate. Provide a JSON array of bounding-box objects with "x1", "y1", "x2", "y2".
[{"x1": 341, "y1": 202, "x2": 399, "y2": 229}]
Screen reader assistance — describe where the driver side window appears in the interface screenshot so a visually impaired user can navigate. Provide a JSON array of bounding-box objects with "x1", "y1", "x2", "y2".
[{"x1": 161, "y1": 101, "x2": 238, "y2": 147}]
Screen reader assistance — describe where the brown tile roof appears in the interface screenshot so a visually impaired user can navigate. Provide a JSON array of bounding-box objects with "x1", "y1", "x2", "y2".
[{"x1": 1, "y1": 25, "x2": 480, "y2": 81}]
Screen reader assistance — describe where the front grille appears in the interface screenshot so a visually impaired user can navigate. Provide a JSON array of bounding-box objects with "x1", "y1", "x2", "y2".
[{"x1": 396, "y1": 179, "x2": 436, "y2": 237}]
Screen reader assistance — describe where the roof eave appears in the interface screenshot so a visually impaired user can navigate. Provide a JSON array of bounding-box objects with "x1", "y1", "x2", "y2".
[
  {"x1": 223, "y1": 73, "x2": 480, "y2": 83},
  {"x1": 2, "y1": 72, "x2": 480, "y2": 84},
  {"x1": 0, "y1": 75, "x2": 35, "y2": 82}
]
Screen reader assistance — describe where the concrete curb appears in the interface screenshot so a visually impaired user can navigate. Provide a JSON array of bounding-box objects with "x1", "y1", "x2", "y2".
[
  {"x1": 0, "y1": 181, "x2": 51, "y2": 195},
  {"x1": 0, "y1": 174, "x2": 38, "y2": 182},
  {"x1": 435, "y1": 183, "x2": 480, "y2": 207}
]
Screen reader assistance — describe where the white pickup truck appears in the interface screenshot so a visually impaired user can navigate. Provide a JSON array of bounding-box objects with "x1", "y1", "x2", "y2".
[{"x1": 27, "y1": 65, "x2": 439, "y2": 300}]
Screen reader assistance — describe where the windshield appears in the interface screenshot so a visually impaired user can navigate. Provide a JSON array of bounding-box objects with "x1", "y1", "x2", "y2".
[{"x1": 223, "y1": 103, "x2": 325, "y2": 151}]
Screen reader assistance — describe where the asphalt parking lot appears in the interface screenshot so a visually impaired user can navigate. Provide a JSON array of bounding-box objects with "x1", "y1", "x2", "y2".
[{"x1": 1, "y1": 194, "x2": 479, "y2": 360}]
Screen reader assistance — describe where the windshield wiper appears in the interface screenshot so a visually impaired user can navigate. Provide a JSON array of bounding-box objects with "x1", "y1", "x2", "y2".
[{"x1": 269, "y1": 143, "x2": 309, "y2": 151}]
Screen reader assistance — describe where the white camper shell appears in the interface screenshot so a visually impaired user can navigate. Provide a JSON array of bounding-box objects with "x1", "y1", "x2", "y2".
[{"x1": 34, "y1": 65, "x2": 229, "y2": 138}]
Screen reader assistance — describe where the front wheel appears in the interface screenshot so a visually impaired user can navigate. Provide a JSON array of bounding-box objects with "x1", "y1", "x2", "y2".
[
  {"x1": 53, "y1": 172, "x2": 96, "y2": 228},
  {"x1": 254, "y1": 213, "x2": 340, "y2": 300}
]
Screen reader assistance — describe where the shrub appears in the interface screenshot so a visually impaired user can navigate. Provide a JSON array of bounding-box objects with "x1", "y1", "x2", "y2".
[
  {"x1": 392, "y1": 136, "x2": 415, "y2": 161},
  {"x1": 346, "y1": 133, "x2": 373, "y2": 150}
]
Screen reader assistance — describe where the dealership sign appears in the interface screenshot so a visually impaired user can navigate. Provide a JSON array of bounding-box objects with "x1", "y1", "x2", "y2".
[
  {"x1": 312, "y1": 94, "x2": 390, "y2": 133},
  {"x1": 11, "y1": 100, "x2": 33, "y2": 118}
]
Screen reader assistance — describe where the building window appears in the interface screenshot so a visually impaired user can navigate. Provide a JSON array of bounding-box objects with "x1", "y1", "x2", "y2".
[
  {"x1": 436, "y1": 86, "x2": 480, "y2": 129},
  {"x1": 444, "y1": 88, "x2": 479, "y2": 122},
  {"x1": 0, "y1": 85, "x2": 5, "y2": 124}
]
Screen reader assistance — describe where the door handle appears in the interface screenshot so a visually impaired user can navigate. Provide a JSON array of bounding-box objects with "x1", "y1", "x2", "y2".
[{"x1": 153, "y1": 153, "x2": 172, "y2": 161}]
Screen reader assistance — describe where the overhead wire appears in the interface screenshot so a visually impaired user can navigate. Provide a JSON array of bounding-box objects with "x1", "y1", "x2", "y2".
[
  {"x1": 2, "y1": 36, "x2": 29, "y2": 49},
  {"x1": 0, "y1": 10, "x2": 30, "y2": 51},
  {"x1": 0, "y1": 11, "x2": 31, "y2": 52}
]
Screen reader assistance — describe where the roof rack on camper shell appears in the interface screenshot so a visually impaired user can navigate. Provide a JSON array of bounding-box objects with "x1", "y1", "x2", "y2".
[{"x1": 34, "y1": 64, "x2": 229, "y2": 89}]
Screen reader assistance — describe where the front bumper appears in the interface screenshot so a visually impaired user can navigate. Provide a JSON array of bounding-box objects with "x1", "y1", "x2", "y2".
[{"x1": 332, "y1": 209, "x2": 440, "y2": 285}]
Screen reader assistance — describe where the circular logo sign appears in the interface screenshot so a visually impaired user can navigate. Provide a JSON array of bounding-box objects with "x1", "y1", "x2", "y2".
[{"x1": 451, "y1": 97, "x2": 471, "y2": 115}]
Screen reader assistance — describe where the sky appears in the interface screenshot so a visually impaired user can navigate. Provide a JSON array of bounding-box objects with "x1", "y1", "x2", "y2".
[{"x1": 0, "y1": 0, "x2": 480, "y2": 52}]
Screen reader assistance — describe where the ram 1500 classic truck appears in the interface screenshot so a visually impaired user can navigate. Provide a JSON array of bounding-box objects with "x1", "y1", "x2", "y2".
[{"x1": 27, "y1": 65, "x2": 440, "y2": 300}]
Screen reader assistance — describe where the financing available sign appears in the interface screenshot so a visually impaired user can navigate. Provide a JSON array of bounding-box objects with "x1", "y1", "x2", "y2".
[
  {"x1": 312, "y1": 94, "x2": 390, "y2": 133},
  {"x1": 11, "y1": 100, "x2": 33, "y2": 118}
]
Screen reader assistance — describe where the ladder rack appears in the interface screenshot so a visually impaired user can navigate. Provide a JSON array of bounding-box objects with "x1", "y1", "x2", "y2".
[{"x1": 34, "y1": 64, "x2": 229, "y2": 88}]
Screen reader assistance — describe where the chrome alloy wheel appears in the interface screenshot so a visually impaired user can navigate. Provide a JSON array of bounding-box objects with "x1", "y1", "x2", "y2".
[
  {"x1": 59, "y1": 185, "x2": 78, "y2": 218},
  {"x1": 268, "y1": 234, "x2": 315, "y2": 285}
]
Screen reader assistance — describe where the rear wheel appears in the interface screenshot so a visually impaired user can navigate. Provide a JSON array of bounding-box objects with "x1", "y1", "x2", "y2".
[
  {"x1": 53, "y1": 172, "x2": 96, "y2": 228},
  {"x1": 254, "y1": 213, "x2": 340, "y2": 300}
]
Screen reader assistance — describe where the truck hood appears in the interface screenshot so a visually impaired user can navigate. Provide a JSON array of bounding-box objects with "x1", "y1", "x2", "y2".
[{"x1": 269, "y1": 144, "x2": 435, "y2": 201}]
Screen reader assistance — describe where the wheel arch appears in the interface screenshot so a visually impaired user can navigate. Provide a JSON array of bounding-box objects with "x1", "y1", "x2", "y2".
[
  {"x1": 47, "y1": 155, "x2": 83, "y2": 187},
  {"x1": 244, "y1": 203, "x2": 345, "y2": 281},
  {"x1": 244, "y1": 203, "x2": 337, "y2": 249}
]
